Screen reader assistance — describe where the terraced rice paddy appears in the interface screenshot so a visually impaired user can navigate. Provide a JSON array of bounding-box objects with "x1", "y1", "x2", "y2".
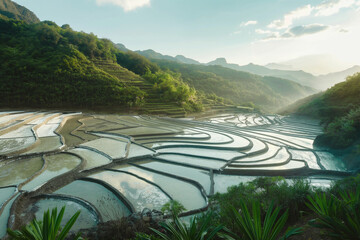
[{"x1": 0, "y1": 111, "x2": 350, "y2": 238}]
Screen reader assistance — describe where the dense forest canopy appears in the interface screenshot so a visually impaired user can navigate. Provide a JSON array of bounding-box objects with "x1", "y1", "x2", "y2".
[
  {"x1": 0, "y1": 19, "x2": 142, "y2": 108},
  {"x1": 0, "y1": 19, "x2": 202, "y2": 111}
]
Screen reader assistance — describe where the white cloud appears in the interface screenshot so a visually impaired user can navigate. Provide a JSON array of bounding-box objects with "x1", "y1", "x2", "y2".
[
  {"x1": 240, "y1": 23, "x2": 360, "y2": 73},
  {"x1": 263, "y1": 0, "x2": 359, "y2": 41},
  {"x1": 227, "y1": 8, "x2": 360, "y2": 73},
  {"x1": 231, "y1": 20, "x2": 257, "y2": 35},
  {"x1": 255, "y1": 29, "x2": 273, "y2": 34},
  {"x1": 315, "y1": 0, "x2": 355, "y2": 16},
  {"x1": 240, "y1": 20, "x2": 258, "y2": 27},
  {"x1": 96, "y1": 0, "x2": 150, "y2": 11},
  {"x1": 266, "y1": 0, "x2": 358, "y2": 30},
  {"x1": 286, "y1": 24, "x2": 329, "y2": 37},
  {"x1": 231, "y1": 30, "x2": 242, "y2": 36},
  {"x1": 263, "y1": 33, "x2": 280, "y2": 40},
  {"x1": 356, "y1": 0, "x2": 360, "y2": 11},
  {"x1": 268, "y1": 5, "x2": 313, "y2": 29},
  {"x1": 260, "y1": 24, "x2": 330, "y2": 41}
]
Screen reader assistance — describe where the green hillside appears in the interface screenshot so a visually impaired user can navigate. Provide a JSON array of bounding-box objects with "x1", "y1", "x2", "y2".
[
  {"x1": 291, "y1": 73, "x2": 360, "y2": 119},
  {"x1": 151, "y1": 59, "x2": 316, "y2": 111},
  {"x1": 0, "y1": 17, "x2": 200, "y2": 115},
  {"x1": 0, "y1": 0, "x2": 39, "y2": 23},
  {"x1": 0, "y1": 19, "x2": 145, "y2": 108},
  {"x1": 261, "y1": 76, "x2": 315, "y2": 99},
  {"x1": 284, "y1": 73, "x2": 360, "y2": 149}
]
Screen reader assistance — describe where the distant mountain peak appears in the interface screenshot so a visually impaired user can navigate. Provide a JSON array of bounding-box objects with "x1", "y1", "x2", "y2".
[
  {"x1": 136, "y1": 49, "x2": 180, "y2": 62},
  {"x1": 265, "y1": 62, "x2": 294, "y2": 71},
  {"x1": 174, "y1": 55, "x2": 200, "y2": 64},
  {"x1": 142, "y1": 49, "x2": 157, "y2": 54},
  {"x1": 115, "y1": 43, "x2": 128, "y2": 52},
  {"x1": 215, "y1": 57, "x2": 227, "y2": 63},
  {"x1": 208, "y1": 57, "x2": 228, "y2": 65}
]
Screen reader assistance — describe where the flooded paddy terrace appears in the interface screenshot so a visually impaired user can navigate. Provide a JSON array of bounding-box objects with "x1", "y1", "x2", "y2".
[{"x1": 0, "y1": 111, "x2": 350, "y2": 237}]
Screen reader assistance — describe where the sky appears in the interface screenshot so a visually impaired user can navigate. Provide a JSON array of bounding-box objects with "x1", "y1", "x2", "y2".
[{"x1": 15, "y1": 0, "x2": 360, "y2": 75}]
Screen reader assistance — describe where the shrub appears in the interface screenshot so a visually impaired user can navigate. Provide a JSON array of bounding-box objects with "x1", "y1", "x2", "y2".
[
  {"x1": 151, "y1": 212, "x2": 229, "y2": 240},
  {"x1": 161, "y1": 200, "x2": 186, "y2": 219},
  {"x1": 7, "y1": 206, "x2": 81, "y2": 240},
  {"x1": 232, "y1": 200, "x2": 302, "y2": 240},
  {"x1": 211, "y1": 177, "x2": 313, "y2": 228},
  {"x1": 307, "y1": 185, "x2": 360, "y2": 239}
]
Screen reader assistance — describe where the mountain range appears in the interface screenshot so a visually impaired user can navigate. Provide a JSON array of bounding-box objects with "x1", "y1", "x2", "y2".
[{"x1": 135, "y1": 48, "x2": 360, "y2": 91}]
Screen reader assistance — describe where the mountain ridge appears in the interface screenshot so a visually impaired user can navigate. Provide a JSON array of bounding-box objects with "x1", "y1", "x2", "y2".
[
  {"x1": 317, "y1": 65, "x2": 360, "y2": 89},
  {"x1": 135, "y1": 47, "x2": 360, "y2": 91},
  {"x1": 135, "y1": 49, "x2": 322, "y2": 90},
  {"x1": 206, "y1": 57, "x2": 319, "y2": 89},
  {"x1": 150, "y1": 58, "x2": 317, "y2": 111},
  {"x1": 0, "y1": 0, "x2": 39, "y2": 23}
]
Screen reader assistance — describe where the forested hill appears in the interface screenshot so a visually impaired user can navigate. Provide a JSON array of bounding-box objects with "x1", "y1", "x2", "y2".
[
  {"x1": 283, "y1": 73, "x2": 360, "y2": 149},
  {"x1": 0, "y1": 19, "x2": 143, "y2": 108},
  {"x1": 0, "y1": 0, "x2": 39, "y2": 23},
  {"x1": 148, "y1": 59, "x2": 316, "y2": 111},
  {"x1": 286, "y1": 73, "x2": 360, "y2": 120},
  {"x1": 0, "y1": 18, "x2": 203, "y2": 114}
]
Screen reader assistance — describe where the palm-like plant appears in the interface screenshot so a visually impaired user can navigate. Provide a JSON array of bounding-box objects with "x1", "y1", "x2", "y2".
[
  {"x1": 161, "y1": 200, "x2": 186, "y2": 219},
  {"x1": 306, "y1": 185, "x2": 360, "y2": 239},
  {"x1": 7, "y1": 206, "x2": 81, "y2": 240},
  {"x1": 232, "y1": 200, "x2": 301, "y2": 240},
  {"x1": 151, "y1": 211, "x2": 230, "y2": 240}
]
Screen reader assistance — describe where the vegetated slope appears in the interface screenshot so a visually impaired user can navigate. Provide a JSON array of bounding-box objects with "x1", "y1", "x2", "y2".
[
  {"x1": 290, "y1": 73, "x2": 360, "y2": 119},
  {"x1": 151, "y1": 59, "x2": 317, "y2": 111},
  {"x1": 283, "y1": 73, "x2": 360, "y2": 149},
  {"x1": 0, "y1": 0, "x2": 39, "y2": 23},
  {"x1": 135, "y1": 49, "x2": 317, "y2": 109},
  {"x1": 0, "y1": 12, "x2": 201, "y2": 115},
  {"x1": 0, "y1": 19, "x2": 146, "y2": 109},
  {"x1": 93, "y1": 59, "x2": 191, "y2": 117},
  {"x1": 261, "y1": 76, "x2": 315, "y2": 99},
  {"x1": 280, "y1": 92, "x2": 323, "y2": 116}
]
